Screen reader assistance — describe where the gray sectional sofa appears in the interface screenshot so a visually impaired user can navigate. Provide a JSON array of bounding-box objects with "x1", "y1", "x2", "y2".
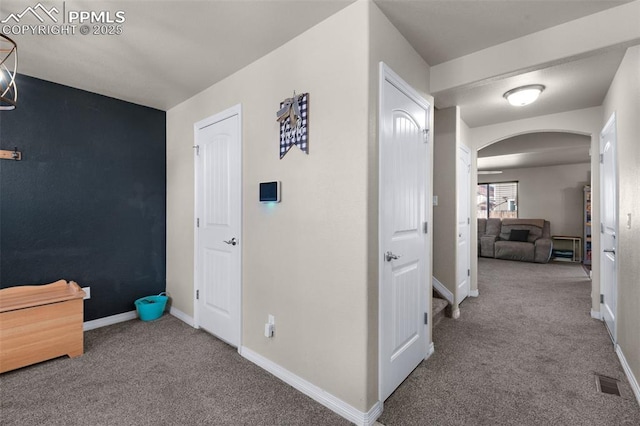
[{"x1": 478, "y1": 218, "x2": 553, "y2": 263}]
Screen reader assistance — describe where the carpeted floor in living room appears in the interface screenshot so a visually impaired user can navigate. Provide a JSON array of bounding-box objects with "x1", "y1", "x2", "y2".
[
  {"x1": 378, "y1": 257, "x2": 640, "y2": 425},
  {"x1": 1, "y1": 258, "x2": 638, "y2": 425}
]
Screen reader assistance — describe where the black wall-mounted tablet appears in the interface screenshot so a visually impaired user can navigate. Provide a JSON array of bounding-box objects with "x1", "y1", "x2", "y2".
[{"x1": 260, "y1": 181, "x2": 281, "y2": 203}]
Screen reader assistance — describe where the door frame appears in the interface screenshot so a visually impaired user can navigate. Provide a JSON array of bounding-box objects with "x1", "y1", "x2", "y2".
[
  {"x1": 599, "y1": 111, "x2": 618, "y2": 343},
  {"x1": 457, "y1": 144, "x2": 471, "y2": 305},
  {"x1": 193, "y1": 104, "x2": 243, "y2": 348},
  {"x1": 378, "y1": 62, "x2": 433, "y2": 402}
]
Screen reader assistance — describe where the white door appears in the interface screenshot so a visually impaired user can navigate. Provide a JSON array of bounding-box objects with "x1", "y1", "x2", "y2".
[
  {"x1": 456, "y1": 145, "x2": 471, "y2": 303},
  {"x1": 194, "y1": 106, "x2": 242, "y2": 347},
  {"x1": 379, "y1": 64, "x2": 431, "y2": 401},
  {"x1": 600, "y1": 113, "x2": 617, "y2": 342}
]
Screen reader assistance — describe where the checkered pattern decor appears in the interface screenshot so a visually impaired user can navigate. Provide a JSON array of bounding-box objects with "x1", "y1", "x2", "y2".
[{"x1": 279, "y1": 93, "x2": 308, "y2": 159}]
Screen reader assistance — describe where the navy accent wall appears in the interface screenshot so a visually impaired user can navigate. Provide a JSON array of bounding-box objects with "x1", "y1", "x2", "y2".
[{"x1": 0, "y1": 74, "x2": 166, "y2": 321}]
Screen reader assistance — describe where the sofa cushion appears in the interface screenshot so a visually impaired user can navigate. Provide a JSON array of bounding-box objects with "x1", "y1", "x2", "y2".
[
  {"x1": 509, "y1": 229, "x2": 530, "y2": 242},
  {"x1": 500, "y1": 222, "x2": 543, "y2": 243},
  {"x1": 495, "y1": 241, "x2": 535, "y2": 262},
  {"x1": 478, "y1": 218, "x2": 487, "y2": 237},
  {"x1": 486, "y1": 218, "x2": 501, "y2": 236},
  {"x1": 501, "y1": 218, "x2": 545, "y2": 228}
]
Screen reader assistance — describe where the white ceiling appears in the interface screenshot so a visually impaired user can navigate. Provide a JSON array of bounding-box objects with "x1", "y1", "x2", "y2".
[
  {"x1": 3, "y1": 0, "x2": 633, "y2": 114},
  {"x1": 373, "y1": 0, "x2": 632, "y2": 66},
  {"x1": 0, "y1": 0, "x2": 355, "y2": 110},
  {"x1": 477, "y1": 132, "x2": 591, "y2": 171},
  {"x1": 2, "y1": 0, "x2": 637, "y2": 174},
  {"x1": 435, "y1": 49, "x2": 627, "y2": 127}
]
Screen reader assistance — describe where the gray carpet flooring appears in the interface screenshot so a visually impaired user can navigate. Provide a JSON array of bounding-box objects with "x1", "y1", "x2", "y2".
[
  {"x1": 2, "y1": 259, "x2": 639, "y2": 425},
  {"x1": 379, "y1": 258, "x2": 640, "y2": 425},
  {"x1": 0, "y1": 315, "x2": 349, "y2": 425}
]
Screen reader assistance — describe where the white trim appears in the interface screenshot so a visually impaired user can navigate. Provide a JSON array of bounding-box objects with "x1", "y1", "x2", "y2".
[
  {"x1": 599, "y1": 111, "x2": 618, "y2": 344},
  {"x1": 83, "y1": 310, "x2": 137, "y2": 331},
  {"x1": 427, "y1": 342, "x2": 435, "y2": 359},
  {"x1": 432, "y1": 277, "x2": 454, "y2": 304},
  {"x1": 469, "y1": 289, "x2": 479, "y2": 297},
  {"x1": 616, "y1": 344, "x2": 640, "y2": 405},
  {"x1": 193, "y1": 104, "x2": 243, "y2": 347},
  {"x1": 240, "y1": 347, "x2": 382, "y2": 426},
  {"x1": 590, "y1": 309, "x2": 602, "y2": 320},
  {"x1": 170, "y1": 306, "x2": 195, "y2": 327}
]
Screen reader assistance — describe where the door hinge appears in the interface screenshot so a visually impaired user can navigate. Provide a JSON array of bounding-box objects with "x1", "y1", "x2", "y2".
[
  {"x1": 197, "y1": 218, "x2": 200, "y2": 228},
  {"x1": 423, "y1": 221, "x2": 428, "y2": 234},
  {"x1": 467, "y1": 217, "x2": 470, "y2": 225},
  {"x1": 601, "y1": 223, "x2": 604, "y2": 234},
  {"x1": 599, "y1": 153, "x2": 604, "y2": 163},
  {"x1": 193, "y1": 145, "x2": 200, "y2": 156},
  {"x1": 422, "y1": 128, "x2": 429, "y2": 143},
  {"x1": 424, "y1": 312, "x2": 428, "y2": 325},
  {"x1": 467, "y1": 269, "x2": 470, "y2": 277},
  {"x1": 600, "y1": 294, "x2": 604, "y2": 304},
  {"x1": 196, "y1": 289, "x2": 200, "y2": 300}
]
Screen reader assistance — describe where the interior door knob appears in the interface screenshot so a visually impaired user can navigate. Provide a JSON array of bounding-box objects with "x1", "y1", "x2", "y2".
[
  {"x1": 224, "y1": 237, "x2": 237, "y2": 246},
  {"x1": 385, "y1": 251, "x2": 401, "y2": 262}
]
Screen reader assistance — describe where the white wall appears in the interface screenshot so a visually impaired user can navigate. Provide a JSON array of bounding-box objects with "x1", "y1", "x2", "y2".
[
  {"x1": 460, "y1": 118, "x2": 479, "y2": 294},
  {"x1": 602, "y1": 45, "x2": 640, "y2": 399},
  {"x1": 167, "y1": 0, "x2": 371, "y2": 412},
  {"x1": 167, "y1": 0, "x2": 434, "y2": 416},
  {"x1": 433, "y1": 107, "x2": 458, "y2": 297},
  {"x1": 478, "y1": 163, "x2": 590, "y2": 237}
]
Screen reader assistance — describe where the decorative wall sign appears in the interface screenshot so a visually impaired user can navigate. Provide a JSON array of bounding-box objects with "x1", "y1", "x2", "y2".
[{"x1": 277, "y1": 92, "x2": 308, "y2": 158}]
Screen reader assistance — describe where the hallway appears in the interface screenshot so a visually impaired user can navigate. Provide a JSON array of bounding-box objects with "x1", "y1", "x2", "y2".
[{"x1": 379, "y1": 258, "x2": 640, "y2": 425}]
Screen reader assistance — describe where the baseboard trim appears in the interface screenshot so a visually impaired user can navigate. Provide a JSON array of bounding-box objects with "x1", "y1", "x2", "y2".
[
  {"x1": 590, "y1": 309, "x2": 602, "y2": 320},
  {"x1": 240, "y1": 346, "x2": 381, "y2": 426},
  {"x1": 427, "y1": 342, "x2": 435, "y2": 359},
  {"x1": 170, "y1": 306, "x2": 195, "y2": 327},
  {"x1": 616, "y1": 344, "x2": 640, "y2": 406},
  {"x1": 83, "y1": 310, "x2": 137, "y2": 331},
  {"x1": 469, "y1": 289, "x2": 479, "y2": 297},
  {"x1": 432, "y1": 277, "x2": 454, "y2": 304}
]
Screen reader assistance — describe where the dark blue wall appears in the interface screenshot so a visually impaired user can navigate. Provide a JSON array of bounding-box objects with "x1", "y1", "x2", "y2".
[{"x1": 0, "y1": 74, "x2": 166, "y2": 321}]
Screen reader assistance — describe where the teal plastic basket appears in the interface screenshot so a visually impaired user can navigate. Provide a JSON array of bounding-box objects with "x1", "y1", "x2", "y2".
[{"x1": 135, "y1": 292, "x2": 168, "y2": 321}]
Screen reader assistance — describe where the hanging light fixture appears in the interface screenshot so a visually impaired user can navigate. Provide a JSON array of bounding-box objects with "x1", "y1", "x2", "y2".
[
  {"x1": 0, "y1": 34, "x2": 18, "y2": 110},
  {"x1": 503, "y1": 84, "x2": 544, "y2": 107}
]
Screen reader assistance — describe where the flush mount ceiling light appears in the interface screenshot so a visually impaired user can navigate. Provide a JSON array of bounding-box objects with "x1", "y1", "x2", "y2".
[
  {"x1": 0, "y1": 34, "x2": 18, "y2": 111},
  {"x1": 503, "y1": 84, "x2": 544, "y2": 107}
]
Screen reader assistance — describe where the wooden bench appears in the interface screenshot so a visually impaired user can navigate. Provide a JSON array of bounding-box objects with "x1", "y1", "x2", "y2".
[{"x1": 0, "y1": 280, "x2": 86, "y2": 373}]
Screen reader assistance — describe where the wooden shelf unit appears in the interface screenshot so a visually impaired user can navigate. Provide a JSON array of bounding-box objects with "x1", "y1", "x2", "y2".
[
  {"x1": 552, "y1": 235, "x2": 582, "y2": 263},
  {"x1": 584, "y1": 186, "x2": 592, "y2": 265}
]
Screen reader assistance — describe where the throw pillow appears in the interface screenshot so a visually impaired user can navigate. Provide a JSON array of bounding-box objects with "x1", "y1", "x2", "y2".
[{"x1": 509, "y1": 229, "x2": 529, "y2": 242}]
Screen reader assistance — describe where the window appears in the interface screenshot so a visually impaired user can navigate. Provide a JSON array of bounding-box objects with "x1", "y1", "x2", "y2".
[{"x1": 477, "y1": 182, "x2": 518, "y2": 219}]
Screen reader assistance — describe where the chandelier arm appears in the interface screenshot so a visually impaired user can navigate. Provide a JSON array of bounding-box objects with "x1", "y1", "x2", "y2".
[{"x1": 0, "y1": 34, "x2": 18, "y2": 110}]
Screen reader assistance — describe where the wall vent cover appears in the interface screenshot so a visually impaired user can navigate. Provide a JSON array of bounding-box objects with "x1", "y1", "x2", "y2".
[{"x1": 595, "y1": 375, "x2": 621, "y2": 396}]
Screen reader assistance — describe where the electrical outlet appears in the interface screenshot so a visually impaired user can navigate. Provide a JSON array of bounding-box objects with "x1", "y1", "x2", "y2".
[
  {"x1": 265, "y1": 314, "x2": 275, "y2": 338},
  {"x1": 82, "y1": 287, "x2": 90, "y2": 300},
  {"x1": 264, "y1": 323, "x2": 274, "y2": 338}
]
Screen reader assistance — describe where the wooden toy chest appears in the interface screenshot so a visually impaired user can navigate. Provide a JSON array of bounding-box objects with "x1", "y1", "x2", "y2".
[{"x1": 0, "y1": 280, "x2": 85, "y2": 373}]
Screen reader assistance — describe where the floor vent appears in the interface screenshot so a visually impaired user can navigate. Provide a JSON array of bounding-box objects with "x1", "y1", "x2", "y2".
[{"x1": 595, "y1": 375, "x2": 621, "y2": 396}]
